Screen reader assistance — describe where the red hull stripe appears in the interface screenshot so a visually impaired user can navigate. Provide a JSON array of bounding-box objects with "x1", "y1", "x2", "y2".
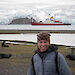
[{"x1": 31, "y1": 22, "x2": 71, "y2": 25}]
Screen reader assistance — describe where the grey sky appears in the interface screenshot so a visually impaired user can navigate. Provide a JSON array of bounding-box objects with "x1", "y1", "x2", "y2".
[
  {"x1": 0, "y1": 0, "x2": 75, "y2": 4},
  {"x1": 0, "y1": 0, "x2": 75, "y2": 9}
]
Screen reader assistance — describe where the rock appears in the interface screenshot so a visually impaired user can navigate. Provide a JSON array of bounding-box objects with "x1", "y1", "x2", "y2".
[{"x1": 9, "y1": 17, "x2": 36, "y2": 24}]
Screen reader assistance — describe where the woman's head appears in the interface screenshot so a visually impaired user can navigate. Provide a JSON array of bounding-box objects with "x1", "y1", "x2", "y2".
[{"x1": 37, "y1": 31, "x2": 51, "y2": 52}]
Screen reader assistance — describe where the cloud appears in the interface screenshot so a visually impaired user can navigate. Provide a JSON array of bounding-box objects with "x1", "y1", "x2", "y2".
[
  {"x1": 0, "y1": 0, "x2": 75, "y2": 10},
  {"x1": 0, "y1": 0, "x2": 75, "y2": 4}
]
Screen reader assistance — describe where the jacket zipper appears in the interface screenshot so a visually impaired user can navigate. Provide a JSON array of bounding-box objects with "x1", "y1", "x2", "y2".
[{"x1": 42, "y1": 58, "x2": 44, "y2": 75}]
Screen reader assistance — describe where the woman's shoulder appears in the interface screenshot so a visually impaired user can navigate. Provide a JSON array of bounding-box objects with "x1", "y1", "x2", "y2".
[
  {"x1": 57, "y1": 52, "x2": 66, "y2": 62},
  {"x1": 58, "y1": 52, "x2": 64, "y2": 58}
]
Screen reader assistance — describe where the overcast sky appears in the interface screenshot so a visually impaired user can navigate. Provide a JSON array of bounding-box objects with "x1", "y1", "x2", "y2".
[
  {"x1": 0, "y1": 0, "x2": 75, "y2": 5},
  {"x1": 0, "y1": 0, "x2": 75, "y2": 3},
  {"x1": 0, "y1": 0, "x2": 75, "y2": 9}
]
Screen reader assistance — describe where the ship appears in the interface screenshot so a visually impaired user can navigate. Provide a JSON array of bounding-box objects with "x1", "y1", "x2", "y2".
[{"x1": 31, "y1": 16, "x2": 71, "y2": 25}]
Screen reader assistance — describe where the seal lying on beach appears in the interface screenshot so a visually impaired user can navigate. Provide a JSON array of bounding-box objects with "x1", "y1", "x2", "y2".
[{"x1": 0, "y1": 54, "x2": 12, "y2": 59}]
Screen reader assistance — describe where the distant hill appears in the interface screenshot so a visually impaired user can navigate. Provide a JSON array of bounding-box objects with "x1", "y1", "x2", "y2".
[{"x1": 9, "y1": 17, "x2": 36, "y2": 24}]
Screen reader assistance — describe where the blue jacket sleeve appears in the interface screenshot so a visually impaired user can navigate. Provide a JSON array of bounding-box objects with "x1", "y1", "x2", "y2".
[
  {"x1": 58, "y1": 53, "x2": 72, "y2": 75},
  {"x1": 27, "y1": 58, "x2": 35, "y2": 75}
]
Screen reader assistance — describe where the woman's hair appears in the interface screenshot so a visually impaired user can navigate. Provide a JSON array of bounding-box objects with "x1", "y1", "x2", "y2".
[{"x1": 37, "y1": 31, "x2": 51, "y2": 42}]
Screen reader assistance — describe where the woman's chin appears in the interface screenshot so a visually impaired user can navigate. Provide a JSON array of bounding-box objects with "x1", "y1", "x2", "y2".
[{"x1": 40, "y1": 49, "x2": 46, "y2": 52}]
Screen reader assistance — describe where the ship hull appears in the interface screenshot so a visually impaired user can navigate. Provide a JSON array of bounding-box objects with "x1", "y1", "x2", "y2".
[{"x1": 31, "y1": 22, "x2": 71, "y2": 25}]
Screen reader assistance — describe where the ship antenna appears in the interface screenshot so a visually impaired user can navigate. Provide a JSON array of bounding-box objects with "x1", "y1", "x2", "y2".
[
  {"x1": 49, "y1": 14, "x2": 50, "y2": 15},
  {"x1": 31, "y1": 17, "x2": 33, "y2": 22}
]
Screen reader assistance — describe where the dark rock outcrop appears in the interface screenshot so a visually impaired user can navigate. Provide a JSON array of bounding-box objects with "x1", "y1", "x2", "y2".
[
  {"x1": 9, "y1": 17, "x2": 36, "y2": 24},
  {"x1": 0, "y1": 54, "x2": 12, "y2": 59}
]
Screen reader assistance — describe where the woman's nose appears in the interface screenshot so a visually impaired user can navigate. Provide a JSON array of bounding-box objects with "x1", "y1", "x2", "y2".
[{"x1": 41, "y1": 43, "x2": 45, "y2": 45}]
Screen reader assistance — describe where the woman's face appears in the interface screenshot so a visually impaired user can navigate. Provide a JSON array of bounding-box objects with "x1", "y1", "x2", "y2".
[{"x1": 38, "y1": 40, "x2": 50, "y2": 52}]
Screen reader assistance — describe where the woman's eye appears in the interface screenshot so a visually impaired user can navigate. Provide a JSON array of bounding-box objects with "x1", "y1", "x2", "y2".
[
  {"x1": 40, "y1": 42, "x2": 42, "y2": 43},
  {"x1": 44, "y1": 41, "x2": 47, "y2": 43}
]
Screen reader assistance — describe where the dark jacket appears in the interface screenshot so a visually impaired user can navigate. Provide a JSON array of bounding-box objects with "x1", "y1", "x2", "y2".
[{"x1": 27, "y1": 45, "x2": 72, "y2": 75}]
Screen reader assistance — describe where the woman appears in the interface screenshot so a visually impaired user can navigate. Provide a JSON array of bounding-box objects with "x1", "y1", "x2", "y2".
[{"x1": 27, "y1": 31, "x2": 72, "y2": 75}]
